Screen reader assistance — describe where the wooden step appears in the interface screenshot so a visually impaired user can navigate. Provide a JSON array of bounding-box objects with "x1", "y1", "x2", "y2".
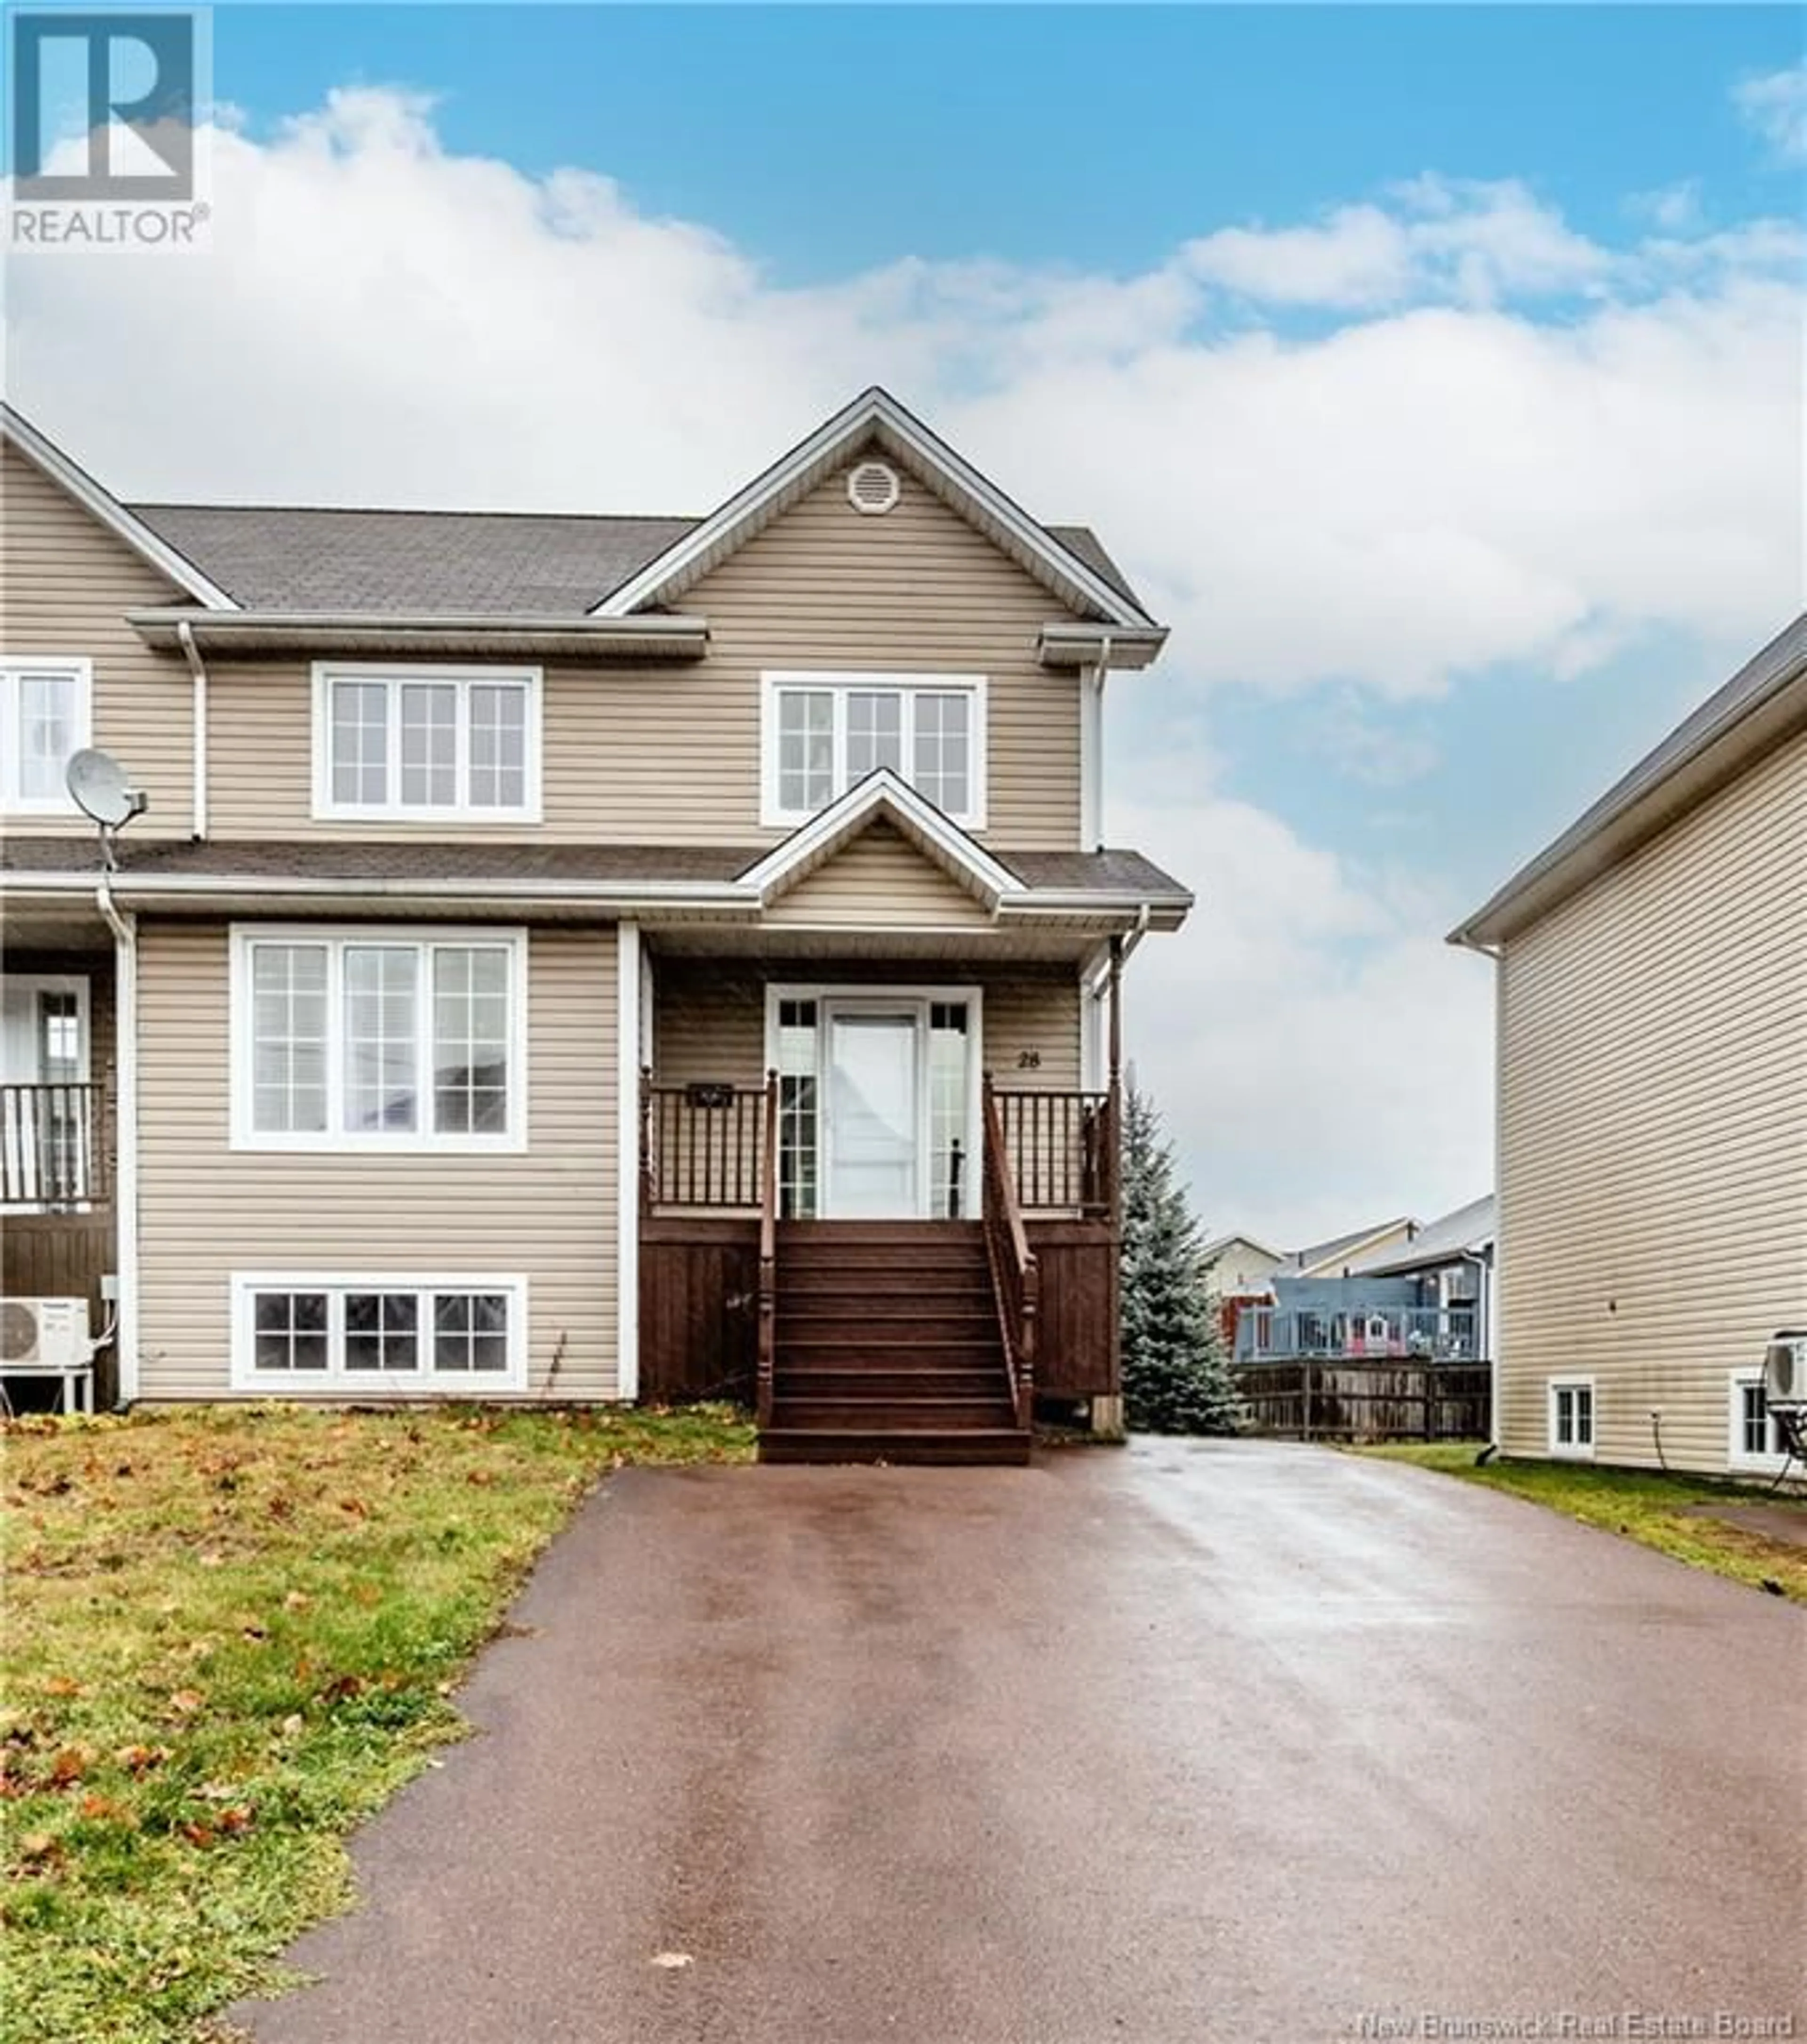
[
  {"x1": 776, "y1": 1220, "x2": 983, "y2": 1242},
  {"x1": 775, "y1": 1249, "x2": 991, "y2": 1277},
  {"x1": 770, "y1": 1397, "x2": 1019, "y2": 1430},
  {"x1": 777, "y1": 1268, "x2": 994, "y2": 1297},
  {"x1": 759, "y1": 1427, "x2": 1032, "y2": 1467},
  {"x1": 776, "y1": 1309, "x2": 999, "y2": 1344},
  {"x1": 777, "y1": 1339, "x2": 1003, "y2": 1371},
  {"x1": 773, "y1": 1366, "x2": 1008, "y2": 1400}
]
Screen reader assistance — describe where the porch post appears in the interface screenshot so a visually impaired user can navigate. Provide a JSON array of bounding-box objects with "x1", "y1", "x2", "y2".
[
  {"x1": 616, "y1": 922, "x2": 642, "y2": 1402},
  {"x1": 1091, "y1": 933, "x2": 1127, "y2": 1440}
]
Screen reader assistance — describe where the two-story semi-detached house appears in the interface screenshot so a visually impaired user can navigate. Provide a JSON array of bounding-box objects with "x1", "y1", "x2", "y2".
[
  {"x1": 1452, "y1": 614, "x2": 1806, "y2": 1478},
  {"x1": 0, "y1": 389, "x2": 1191, "y2": 1462}
]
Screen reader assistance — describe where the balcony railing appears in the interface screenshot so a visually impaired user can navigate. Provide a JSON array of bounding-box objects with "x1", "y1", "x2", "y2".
[
  {"x1": 1240, "y1": 1305, "x2": 1481, "y2": 1363},
  {"x1": 990, "y1": 1087, "x2": 1115, "y2": 1217},
  {"x1": 0, "y1": 1083, "x2": 109, "y2": 1208},
  {"x1": 641, "y1": 1076, "x2": 768, "y2": 1211}
]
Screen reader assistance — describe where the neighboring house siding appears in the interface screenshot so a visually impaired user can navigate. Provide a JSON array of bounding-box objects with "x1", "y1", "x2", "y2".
[
  {"x1": 652, "y1": 957, "x2": 1082, "y2": 1090},
  {"x1": 0, "y1": 444, "x2": 193, "y2": 836},
  {"x1": 1497, "y1": 726, "x2": 1807, "y2": 1472},
  {"x1": 765, "y1": 824, "x2": 993, "y2": 930},
  {"x1": 136, "y1": 921, "x2": 621, "y2": 1401},
  {"x1": 202, "y1": 463, "x2": 1084, "y2": 849}
]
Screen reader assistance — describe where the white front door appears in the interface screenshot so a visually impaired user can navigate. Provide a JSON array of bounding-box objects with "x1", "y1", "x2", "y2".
[{"x1": 824, "y1": 1009, "x2": 919, "y2": 1218}]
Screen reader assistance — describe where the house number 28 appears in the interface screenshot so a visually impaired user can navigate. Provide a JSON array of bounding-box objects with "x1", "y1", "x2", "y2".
[{"x1": 1016, "y1": 1050, "x2": 1041, "y2": 1069}]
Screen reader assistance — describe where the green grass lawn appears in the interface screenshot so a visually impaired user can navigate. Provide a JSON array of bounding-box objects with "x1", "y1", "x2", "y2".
[
  {"x1": 1, "y1": 1403, "x2": 753, "y2": 2044},
  {"x1": 1356, "y1": 1442, "x2": 1807, "y2": 1601}
]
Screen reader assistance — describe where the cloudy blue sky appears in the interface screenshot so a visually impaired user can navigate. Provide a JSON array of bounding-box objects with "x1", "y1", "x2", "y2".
[{"x1": 7, "y1": 5, "x2": 1803, "y2": 1247}]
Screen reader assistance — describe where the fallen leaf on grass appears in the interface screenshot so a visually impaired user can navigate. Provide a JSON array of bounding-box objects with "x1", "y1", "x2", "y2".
[
  {"x1": 17, "y1": 1831, "x2": 63, "y2": 1868},
  {"x1": 41, "y1": 1676, "x2": 83, "y2": 1699},
  {"x1": 282, "y1": 1590, "x2": 311, "y2": 1612},
  {"x1": 318, "y1": 1675, "x2": 364, "y2": 1707},
  {"x1": 168, "y1": 1690, "x2": 205, "y2": 1717},
  {"x1": 114, "y1": 1744, "x2": 170, "y2": 1775},
  {"x1": 278, "y1": 1713, "x2": 305, "y2": 1741},
  {"x1": 650, "y1": 1952, "x2": 694, "y2": 1970},
  {"x1": 78, "y1": 1793, "x2": 135, "y2": 1825},
  {"x1": 47, "y1": 1746, "x2": 91, "y2": 1788},
  {"x1": 197, "y1": 1553, "x2": 225, "y2": 1570}
]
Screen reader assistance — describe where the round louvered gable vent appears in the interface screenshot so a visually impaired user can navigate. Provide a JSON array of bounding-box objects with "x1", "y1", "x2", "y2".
[{"x1": 847, "y1": 460, "x2": 902, "y2": 515}]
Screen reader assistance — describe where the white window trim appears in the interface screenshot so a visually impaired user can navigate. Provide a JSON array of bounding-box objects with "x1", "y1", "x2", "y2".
[
  {"x1": 1547, "y1": 1375, "x2": 1597, "y2": 1460},
  {"x1": 230, "y1": 1272, "x2": 529, "y2": 1395},
  {"x1": 229, "y1": 923, "x2": 529, "y2": 1154},
  {"x1": 0, "y1": 656, "x2": 92, "y2": 816},
  {"x1": 310, "y1": 662, "x2": 544, "y2": 824},
  {"x1": 1727, "y1": 1369, "x2": 1791, "y2": 1476},
  {"x1": 760, "y1": 671, "x2": 987, "y2": 831},
  {"x1": 763, "y1": 982, "x2": 984, "y2": 1220}
]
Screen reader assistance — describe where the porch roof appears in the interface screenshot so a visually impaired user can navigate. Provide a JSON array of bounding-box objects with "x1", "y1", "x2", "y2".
[{"x1": 2, "y1": 835, "x2": 1190, "y2": 935}]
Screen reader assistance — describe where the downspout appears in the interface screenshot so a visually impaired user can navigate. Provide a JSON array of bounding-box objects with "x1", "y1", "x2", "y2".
[
  {"x1": 95, "y1": 872, "x2": 138, "y2": 1408},
  {"x1": 178, "y1": 620, "x2": 208, "y2": 840},
  {"x1": 1081, "y1": 634, "x2": 1113, "y2": 852}
]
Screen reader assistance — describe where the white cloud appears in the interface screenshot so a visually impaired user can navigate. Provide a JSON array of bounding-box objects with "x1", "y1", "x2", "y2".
[
  {"x1": 1106, "y1": 769, "x2": 1495, "y2": 1248},
  {"x1": 2, "y1": 87, "x2": 1799, "y2": 1240},
  {"x1": 1735, "y1": 63, "x2": 1807, "y2": 161}
]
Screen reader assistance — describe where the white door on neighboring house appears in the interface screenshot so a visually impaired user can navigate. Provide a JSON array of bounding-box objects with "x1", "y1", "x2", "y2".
[{"x1": 824, "y1": 1009, "x2": 919, "y2": 1218}]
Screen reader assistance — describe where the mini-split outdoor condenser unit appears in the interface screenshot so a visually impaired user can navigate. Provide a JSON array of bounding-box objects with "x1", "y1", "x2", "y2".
[
  {"x1": 0, "y1": 1297, "x2": 90, "y2": 1370},
  {"x1": 1762, "y1": 1330, "x2": 1807, "y2": 1412}
]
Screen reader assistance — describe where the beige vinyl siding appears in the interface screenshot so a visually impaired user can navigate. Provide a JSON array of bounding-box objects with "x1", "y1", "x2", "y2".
[
  {"x1": 765, "y1": 822, "x2": 992, "y2": 930},
  {"x1": 0, "y1": 444, "x2": 194, "y2": 836},
  {"x1": 205, "y1": 461, "x2": 1083, "y2": 849},
  {"x1": 136, "y1": 921, "x2": 621, "y2": 1401},
  {"x1": 651, "y1": 957, "x2": 1081, "y2": 1090},
  {"x1": 1496, "y1": 727, "x2": 1807, "y2": 1474}
]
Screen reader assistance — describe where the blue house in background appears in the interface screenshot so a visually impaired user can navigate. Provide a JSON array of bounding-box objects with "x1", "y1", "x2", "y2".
[{"x1": 1237, "y1": 1196, "x2": 1496, "y2": 1363}]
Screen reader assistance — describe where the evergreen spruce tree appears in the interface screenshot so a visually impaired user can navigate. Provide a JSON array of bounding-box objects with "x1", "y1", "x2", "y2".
[{"x1": 1119, "y1": 1084, "x2": 1243, "y2": 1434}]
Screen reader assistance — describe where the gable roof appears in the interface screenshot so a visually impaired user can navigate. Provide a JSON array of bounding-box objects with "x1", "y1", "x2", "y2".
[
  {"x1": 1287, "y1": 1217, "x2": 1417, "y2": 1276},
  {"x1": 739, "y1": 769, "x2": 1025, "y2": 913},
  {"x1": 1344, "y1": 1196, "x2": 1495, "y2": 1277},
  {"x1": 1452, "y1": 612, "x2": 1807, "y2": 949},
  {"x1": 591, "y1": 386, "x2": 1161, "y2": 632},
  {"x1": 1, "y1": 404, "x2": 237, "y2": 609},
  {"x1": 8, "y1": 393, "x2": 1153, "y2": 628},
  {"x1": 1200, "y1": 1232, "x2": 1286, "y2": 1265}
]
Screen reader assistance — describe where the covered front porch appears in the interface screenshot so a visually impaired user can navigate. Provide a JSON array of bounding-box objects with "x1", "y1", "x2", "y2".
[
  {"x1": 1, "y1": 901, "x2": 119, "y2": 1409},
  {"x1": 633, "y1": 927, "x2": 1128, "y2": 1455}
]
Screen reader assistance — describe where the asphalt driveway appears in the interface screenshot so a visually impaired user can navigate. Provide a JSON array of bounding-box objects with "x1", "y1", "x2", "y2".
[{"x1": 234, "y1": 1441, "x2": 1806, "y2": 2044}]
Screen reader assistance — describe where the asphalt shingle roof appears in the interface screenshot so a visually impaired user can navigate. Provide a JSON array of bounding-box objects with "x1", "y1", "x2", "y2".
[
  {"x1": 125, "y1": 503, "x2": 1143, "y2": 619},
  {"x1": 2, "y1": 836, "x2": 1188, "y2": 898}
]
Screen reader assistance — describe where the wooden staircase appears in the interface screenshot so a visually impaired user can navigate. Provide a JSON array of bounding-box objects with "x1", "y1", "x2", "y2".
[{"x1": 758, "y1": 1221, "x2": 1032, "y2": 1466}]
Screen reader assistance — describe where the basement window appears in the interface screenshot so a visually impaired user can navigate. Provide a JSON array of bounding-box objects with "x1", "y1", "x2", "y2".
[
  {"x1": 232, "y1": 1275, "x2": 526, "y2": 1392},
  {"x1": 1548, "y1": 1377, "x2": 1595, "y2": 1459}
]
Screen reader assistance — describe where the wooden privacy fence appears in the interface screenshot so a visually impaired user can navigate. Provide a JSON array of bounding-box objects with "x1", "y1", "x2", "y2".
[{"x1": 1235, "y1": 1358, "x2": 1490, "y2": 1443}]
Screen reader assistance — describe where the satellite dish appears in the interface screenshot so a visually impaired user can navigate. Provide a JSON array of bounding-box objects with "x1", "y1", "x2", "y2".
[
  {"x1": 65, "y1": 748, "x2": 147, "y2": 868},
  {"x1": 66, "y1": 748, "x2": 144, "y2": 827}
]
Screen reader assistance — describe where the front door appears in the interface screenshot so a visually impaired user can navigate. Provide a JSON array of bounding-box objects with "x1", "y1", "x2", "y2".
[{"x1": 824, "y1": 1009, "x2": 919, "y2": 1218}]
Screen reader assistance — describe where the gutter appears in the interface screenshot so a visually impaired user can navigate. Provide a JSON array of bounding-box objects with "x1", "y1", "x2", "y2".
[
  {"x1": 177, "y1": 620, "x2": 207, "y2": 839},
  {"x1": 1081, "y1": 634, "x2": 1112, "y2": 851},
  {"x1": 94, "y1": 875, "x2": 138, "y2": 1408},
  {"x1": 128, "y1": 609, "x2": 711, "y2": 660}
]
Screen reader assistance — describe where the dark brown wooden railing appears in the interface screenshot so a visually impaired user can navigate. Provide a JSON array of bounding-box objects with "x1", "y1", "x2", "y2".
[
  {"x1": 641, "y1": 1076, "x2": 768, "y2": 1210},
  {"x1": 981, "y1": 1075, "x2": 1038, "y2": 1427},
  {"x1": 991, "y1": 1087, "x2": 1117, "y2": 1216},
  {"x1": 756, "y1": 1069, "x2": 779, "y2": 1429},
  {"x1": 1, "y1": 1083, "x2": 108, "y2": 1208}
]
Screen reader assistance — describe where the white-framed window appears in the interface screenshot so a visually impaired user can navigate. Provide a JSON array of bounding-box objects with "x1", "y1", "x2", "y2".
[
  {"x1": 1547, "y1": 1376, "x2": 1596, "y2": 1459},
  {"x1": 231, "y1": 1273, "x2": 528, "y2": 1393},
  {"x1": 1727, "y1": 1371, "x2": 1791, "y2": 1475},
  {"x1": 760, "y1": 673, "x2": 987, "y2": 828},
  {"x1": 230, "y1": 925, "x2": 528, "y2": 1153},
  {"x1": 311, "y1": 664, "x2": 542, "y2": 822},
  {"x1": 0, "y1": 657, "x2": 92, "y2": 814}
]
